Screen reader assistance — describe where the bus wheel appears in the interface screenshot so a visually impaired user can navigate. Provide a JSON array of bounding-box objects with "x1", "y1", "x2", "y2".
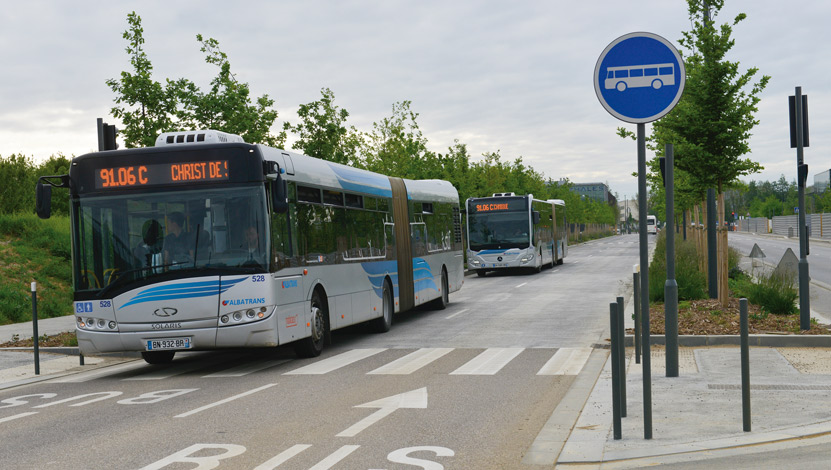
[
  {"x1": 430, "y1": 269, "x2": 449, "y2": 310},
  {"x1": 476, "y1": 270, "x2": 486, "y2": 277},
  {"x1": 295, "y1": 291, "x2": 326, "y2": 358},
  {"x1": 371, "y1": 279, "x2": 393, "y2": 333},
  {"x1": 141, "y1": 351, "x2": 175, "y2": 365}
]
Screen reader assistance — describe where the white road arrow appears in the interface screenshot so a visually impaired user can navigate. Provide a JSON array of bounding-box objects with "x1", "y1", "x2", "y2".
[{"x1": 337, "y1": 387, "x2": 428, "y2": 437}]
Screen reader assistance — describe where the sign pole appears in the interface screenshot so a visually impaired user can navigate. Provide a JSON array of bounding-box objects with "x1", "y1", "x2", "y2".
[
  {"x1": 793, "y1": 87, "x2": 811, "y2": 330},
  {"x1": 637, "y1": 123, "x2": 652, "y2": 439}
]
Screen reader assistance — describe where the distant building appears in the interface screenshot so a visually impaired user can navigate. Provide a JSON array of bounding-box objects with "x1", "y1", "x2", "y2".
[
  {"x1": 815, "y1": 169, "x2": 831, "y2": 194},
  {"x1": 570, "y1": 182, "x2": 615, "y2": 205}
]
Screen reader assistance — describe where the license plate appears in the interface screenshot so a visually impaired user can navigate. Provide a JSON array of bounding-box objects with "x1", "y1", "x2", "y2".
[
  {"x1": 492, "y1": 263, "x2": 506, "y2": 267},
  {"x1": 146, "y1": 337, "x2": 192, "y2": 351}
]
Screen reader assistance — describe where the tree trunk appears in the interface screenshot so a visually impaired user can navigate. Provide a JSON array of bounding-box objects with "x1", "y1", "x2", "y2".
[{"x1": 717, "y1": 190, "x2": 729, "y2": 307}]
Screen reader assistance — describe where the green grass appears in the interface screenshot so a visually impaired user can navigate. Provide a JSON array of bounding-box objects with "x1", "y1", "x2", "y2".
[{"x1": 0, "y1": 213, "x2": 72, "y2": 324}]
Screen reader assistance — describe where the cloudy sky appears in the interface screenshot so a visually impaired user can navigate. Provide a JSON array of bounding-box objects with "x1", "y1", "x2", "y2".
[{"x1": 1, "y1": 0, "x2": 828, "y2": 198}]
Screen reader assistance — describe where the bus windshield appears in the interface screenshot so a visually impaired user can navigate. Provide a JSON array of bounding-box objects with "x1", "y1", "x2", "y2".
[
  {"x1": 73, "y1": 184, "x2": 269, "y2": 295},
  {"x1": 467, "y1": 211, "x2": 530, "y2": 251}
]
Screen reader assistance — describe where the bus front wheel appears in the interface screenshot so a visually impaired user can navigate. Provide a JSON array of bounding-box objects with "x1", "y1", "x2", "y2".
[
  {"x1": 142, "y1": 351, "x2": 175, "y2": 365},
  {"x1": 294, "y1": 291, "x2": 326, "y2": 358}
]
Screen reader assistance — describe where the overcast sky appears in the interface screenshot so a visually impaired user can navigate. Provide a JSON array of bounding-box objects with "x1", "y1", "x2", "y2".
[{"x1": 2, "y1": 0, "x2": 828, "y2": 198}]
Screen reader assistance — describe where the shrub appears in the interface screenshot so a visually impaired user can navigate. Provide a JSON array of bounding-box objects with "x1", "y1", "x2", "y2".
[
  {"x1": 649, "y1": 230, "x2": 707, "y2": 302},
  {"x1": 731, "y1": 271, "x2": 797, "y2": 315}
]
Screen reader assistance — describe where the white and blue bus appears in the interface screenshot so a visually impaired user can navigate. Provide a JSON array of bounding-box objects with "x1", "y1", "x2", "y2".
[
  {"x1": 465, "y1": 193, "x2": 566, "y2": 276},
  {"x1": 37, "y1": 130, "x2": 464, "y2": 363}
]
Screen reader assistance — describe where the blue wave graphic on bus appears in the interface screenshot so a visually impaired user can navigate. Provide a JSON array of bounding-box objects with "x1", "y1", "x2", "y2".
[
  {"x1": 328, "y1": 163, "x2": 393, "y2": 198},
  {"x1": 119, "y1": 277, "x2": 248, "y2": 309},
  {"x1": 361, "y1": 261, "x2": 398, "y2": 298},
  {"x1": 361, "y1": 258, "x2": 437, "y2": 299},
  {"x1": 412, "y1": 258, "x2": 438, "y2": 293}
]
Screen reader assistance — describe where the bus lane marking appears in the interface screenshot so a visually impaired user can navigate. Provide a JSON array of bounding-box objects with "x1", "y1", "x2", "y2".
[
  {"x1": 515, "y1": 282, "x2": 528, "y2": 288},
  {"x1": 337, "y1": 388, "x2": 428, "y2": 438},
  {"x1": 450, "y1": 348, "x2": 524, "y2": 375},
  {"x1": 284, "y1": 348, "x2": 386, "y2": 375},
  {"x1": 252, "y1": 444, "x2": 311, "y2": 469},
  {"x1": 308, "y1": 445, "x2": 361, "y2": 470},
  {"x1": 175, "y1": 383, "x2": 277, "y2": 418},
  {"x1": 537, "y1": 348, "x2": 593, "y2": 375},
  {"x1": 368, "y1": 348, "x2": 454, "y2": 375}
]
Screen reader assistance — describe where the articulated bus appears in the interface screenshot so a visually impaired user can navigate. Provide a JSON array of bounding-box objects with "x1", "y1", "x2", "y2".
[
  {"x1": 465, "y1": 193, "x2": 566, "y2": 276},
  {"x1": 37, "y1": 130, "x2": 464, "y2": 363}
]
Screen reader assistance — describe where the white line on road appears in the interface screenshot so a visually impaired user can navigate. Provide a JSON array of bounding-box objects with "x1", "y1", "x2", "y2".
[
  {"x1": 284, "y1": 349, "x2": 386, "y2": 375},
  {"x1": 450, "y1": 348, "x2": 524, "y2": 375},
  {"x1": 515, "y1": 282, "x2": 528, "y2": 288},
  {"x1": 175, "y1": 383, "x2": 277, "y2": 418},
  {"x1": 203, "y1": 359, "x2": 291, "y2": 378},
  {"x1": 0, "y1": 412, "x2": 38, "y2": 424},
  {"x1": 368, "y1": 348, "x2": 453, "y2": 375},
  {"x1": 445, "y1": 308, "x2": 469, "y2": 319}
]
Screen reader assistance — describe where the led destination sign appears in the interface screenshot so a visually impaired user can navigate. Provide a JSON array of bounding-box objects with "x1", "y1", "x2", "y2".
[
  {"x1": 468, "y1": 198, "x2": 527, "y2": 213},
  {"x1": 95, "y1": 160, "x2": 229, "y2": 189}
]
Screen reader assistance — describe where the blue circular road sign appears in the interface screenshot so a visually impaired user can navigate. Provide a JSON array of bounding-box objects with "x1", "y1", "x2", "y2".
[{"x1": 594, "y1": 32, "x2": 685, "y2": 123}]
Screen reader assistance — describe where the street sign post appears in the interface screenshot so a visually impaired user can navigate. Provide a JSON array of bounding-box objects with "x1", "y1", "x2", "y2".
[{"x1": 595, "y1": 31, "x2": 685, "y2": 441}]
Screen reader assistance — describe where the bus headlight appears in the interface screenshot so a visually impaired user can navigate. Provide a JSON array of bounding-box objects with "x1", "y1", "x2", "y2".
[
  {"x1": 76, "y1": 316, "x2": 118, "y2": 332},
  {"x1": 470, "y1": 260, "x2": 480, "y2": 266},
  {"x1": 219, "y1": 305, "x2": 274, "y2": 327}
]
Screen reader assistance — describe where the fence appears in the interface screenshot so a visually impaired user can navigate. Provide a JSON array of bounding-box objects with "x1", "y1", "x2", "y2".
[
  {"x1": 738, "y1": 213, "x2": 831, "y2": 239},
  {"x1": 569, "y1": 223, "x2": 613, "y2": 242}
]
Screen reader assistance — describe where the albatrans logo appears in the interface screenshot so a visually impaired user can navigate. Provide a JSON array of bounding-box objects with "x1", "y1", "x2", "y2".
[{"x1": 222, "y1": 298, "x2": 265, "y2": 306}]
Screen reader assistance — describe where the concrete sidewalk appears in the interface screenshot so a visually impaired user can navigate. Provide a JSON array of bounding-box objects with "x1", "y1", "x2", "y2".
[{"x1": 0, "y1": 315, "x2": 137, "y2": 390}]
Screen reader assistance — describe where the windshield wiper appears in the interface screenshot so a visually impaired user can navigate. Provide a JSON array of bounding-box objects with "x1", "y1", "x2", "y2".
[{"x1": 96, "y1": 262, "x2": 190, "y2": 299}]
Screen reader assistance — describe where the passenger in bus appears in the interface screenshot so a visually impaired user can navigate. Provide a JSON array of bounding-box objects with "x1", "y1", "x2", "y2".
[{"x1": 163, "y1": 212, "x2": 191, "y2": 266}]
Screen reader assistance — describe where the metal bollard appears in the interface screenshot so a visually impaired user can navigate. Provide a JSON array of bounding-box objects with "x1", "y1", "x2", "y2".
[
  {"x1": 634, "y1": 265, "x2": 641, "y2": 364},
  {"x1": 31, "y1": 282, "x2": 40, "y2": 375},
  {"x1": 617, "y1": 296, "x2": 627, "y2": 418},
  {"x1": 610, "y1": 302, "x2": 622, "y2": 440},
  {"x1": 740, "y1": 298, "x2": 751, "y2": 432}
]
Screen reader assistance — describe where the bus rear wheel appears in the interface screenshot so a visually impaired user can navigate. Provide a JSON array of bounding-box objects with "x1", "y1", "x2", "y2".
[
  {"x1": 430, "y1": 269, "x2": 449, "y2": 310},
  {"x1": 371, "y1": 279, "x2": 394, "y2": 333},
  {"x1": 294, "y1": 291, "x2": 326, "y2": 358},
  {"x1": 141, "y1": 351, "x2": 175, "y2": 364}
]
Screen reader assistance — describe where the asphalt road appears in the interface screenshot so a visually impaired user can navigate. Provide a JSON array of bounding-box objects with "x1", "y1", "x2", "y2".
[{"x1": 0, "y1": 235, "x2": 646, "y2": 470}]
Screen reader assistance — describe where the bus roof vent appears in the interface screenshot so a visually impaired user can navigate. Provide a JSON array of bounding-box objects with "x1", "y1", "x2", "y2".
[
  {"x1": 492, "y1": 192, "x2": 516, "y2": 197},
  {"x1": 155, "y1": 130, "x2": 245, "y2": 147}
]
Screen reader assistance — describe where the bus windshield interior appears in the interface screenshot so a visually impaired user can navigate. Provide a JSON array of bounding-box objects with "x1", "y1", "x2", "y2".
[
  {"x1": 468, "y1": 211, "x2": 530, "y2": 251},
  {"x1": 73, "y1": 185, "x2": 269, "y2": 295}
]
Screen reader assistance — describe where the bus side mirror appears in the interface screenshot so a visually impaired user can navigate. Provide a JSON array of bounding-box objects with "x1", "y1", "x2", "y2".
[
  {"x1": 36, "y1": 181, "x2": 52, "y2": 219},
  {"x1": 532, "y1": 211, "x2": 541, "y2": 224},
  {"x1": 272, "y1": 175, "x2": 288, "y2": 214}
]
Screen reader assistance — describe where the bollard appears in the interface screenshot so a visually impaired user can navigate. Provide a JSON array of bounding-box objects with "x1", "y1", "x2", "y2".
[
  {"x1": 80, "y1": 353, "x2": 85, "y2": 366},
  {"x1": 634, "y1": 266, "x2": 641, "y2": 364},
  {"x1": 740, "y1": 298, "x2": 751, "y2": 432},
  {"x1": 610, "y1": 302, "x2": 622, "y2": 440},
  {"x1": 31, "y1": 281, "x2": 40, "y2": 375},
  {"x1": 617, "y1": 296, "x2": 627, "y2": 418}
]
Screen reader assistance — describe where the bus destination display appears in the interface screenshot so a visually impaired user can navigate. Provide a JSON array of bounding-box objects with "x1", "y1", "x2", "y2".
[
  {"x1": 95, "y1": 160, "x2": 229, "y2": 189},
  {"x1": 469, "y1": 198, "x2": 526, "y2": 213}
]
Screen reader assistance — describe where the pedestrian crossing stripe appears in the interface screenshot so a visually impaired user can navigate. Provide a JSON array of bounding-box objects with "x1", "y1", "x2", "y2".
[{"x1": 48, "y1": 347, "x2": 593, "y2": 383}]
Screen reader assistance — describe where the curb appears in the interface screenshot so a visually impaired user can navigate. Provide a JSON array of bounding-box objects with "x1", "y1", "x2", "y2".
[{"x1": 622, "y1": 334, "x2": 831, "y2": 348}]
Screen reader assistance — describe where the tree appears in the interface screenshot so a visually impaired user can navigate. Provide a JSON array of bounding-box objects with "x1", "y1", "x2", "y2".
[
  {"x1": 649, "y1": 0, "x2": 769, "y2": 305},
  {"x1": 174, "y1": 35, "x2": 285, "y2": 146},
  {"x1": 362, "y1": 101, "x2": 433, "y2": 178},
  {"x1": 283, "y1": 88, "x2": 362, "y2": 165},
  {"x1": 108, "y1": 13, "x2": 284, "y2": 147},
  {"x1": 106, "y1": 12, "x2": 177, "y2": 148}
]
